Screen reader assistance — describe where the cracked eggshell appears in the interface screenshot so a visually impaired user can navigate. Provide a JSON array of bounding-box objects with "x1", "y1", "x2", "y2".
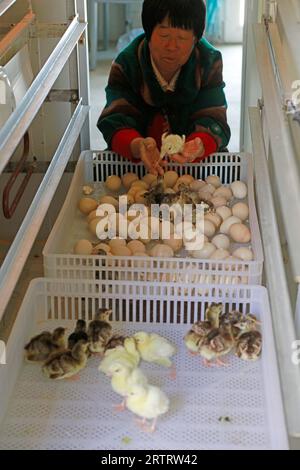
[
  {"x1": 233, "y1": 247, "x2": 254, "y2": 261},
  {"x1": 206, "y1": 175, "x2": 222, "y2": 188},
  {"x1": 231, "y1": 181, "x2": 248, "y2": 199},
  {"x1": 216, "y1": 206, "x2": 232, "y2": 221},
  {"x1": 232, "y1": 202, "x2": 249, "y2": 221},
  {"x1": 229, "y1": 223, "x2": 251, "y2": 243},
  {"x1": 78, "y1": 197, "x2": 98, "y2": 215},
  {"x1": 220, "y1": 216, "x2": 241, "y2": 235},
  {"x1": 93, "y1": 243, "x2": 111, "y2": 255},
  {"x1": 211, "y1": 234, "x2": 231, "y2": 250}
]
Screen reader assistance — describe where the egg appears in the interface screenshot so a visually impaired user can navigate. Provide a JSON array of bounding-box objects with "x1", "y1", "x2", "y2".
[
  {"x1": 191, "y1": 242, "x2": 216, "y2": 259},
  {"x1": 92, "y1": 243, "x2": 111, "y2": 255},
  {"x1": 233, "y1": 247, "x2": 254, "y2": 261},
  {"x1": 201, "y1": 183, "x2": 216, "y2": 195},
  {"x1": 211, "y1": 196, "x2": 228, "y2": 208},
  {"x1": 204, "y1": 213, "x2": 222, "y2": 229},
  {"x1": 231, "y1": 181, "x2": 248, "y2": 199},
  {"x1": 111, "y1": 245, "x2": 132, "y2": 256},
  {"x1": 211, "y1": 234, "x2": 231, "y2": 250},
  {"x1": 74, "y1": 239, "x2": 93, "y2": 255},
  {"x1": 142, "y1": 174, "x2": 157, "y2": 186},
  {"x1": 213, "y1": 186, "x2": 233, "y2": 201},
  {"x1": 211, "y1": 248, "x2": 230, "y2": 260},
  {"x1": 203, "y1": 220, "x2": 216, "y2": 238},
  {"x1": 88, "y1": 217, "x2": 104, "y2": 235},
  {"x1": 163, "y1": 170, "x2": 179, "y2": 188},
  {"x1": 198, "y1": 190, "x2": 212, "y2": 202},
  {"x1": 99, "y1": 195, "x2": 119, "y2": 209},
  {"x1": 105, "y1": 175, "x2": 122, "y2": 192},
  {"x1": 229, "y1": 223, "x2": 251, "y2": 243},
  {"x1": 232, "y1": 202, "x2": 249, "y2": 221},
  {"x1": 134, "y1": 188, "x2": 147, "y2": 204},
  {"x1": 127, "y1": 240, "x2": 146, "y2": 254},
  {"x1": 78, "y1": 197, "x2": 98, "y2": 215},
  {"x1": 220, "y1": 216, "x2": 241, "y2": 235},
  {"x1": 189, "y1": 180, "x2": 206, "y2": 192},
  {"x1": 109, "y1": 238, "x2": 127, "y2": 252},
  {"x1": 122, "y1": 172, "x2": 139, "y2": 190},
  {"x1": 163, "y1": 235, "x2": 183, "y2": 252},
  {"x1": 86, "y1": 209, "x2": 98, "y2": 223},
  {"x1": 131, "y1": 180, "x2": 149, "y2": 190},
  {"x1": 216, "y1": 205, "x2": 232, "y2": 221},
  {"x1": 205, "y1": 175, "x2": 222, "y2": 188},
  {"x1": 150, "y1": 244, "x2": 174, "y2": 258},
  {"x1": 174, "y1": 174, "x2": 194, "y2": 191},
  {"x1": 133, "y1": 251, "x2": 149, "y2": 257}
]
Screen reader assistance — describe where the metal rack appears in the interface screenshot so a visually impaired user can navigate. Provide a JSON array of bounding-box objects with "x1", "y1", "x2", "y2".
[{"x1": 0, "y1": 0, "x2": 90, "y2": 324}]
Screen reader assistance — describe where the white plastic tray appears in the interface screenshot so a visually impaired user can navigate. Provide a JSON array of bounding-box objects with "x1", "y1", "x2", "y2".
[
  {"x1": 43, "y1": 151, "x2": 264, "y2": 285},
  {"x1": 0, "y1": 279, "x2": 288, "y2": 450}
]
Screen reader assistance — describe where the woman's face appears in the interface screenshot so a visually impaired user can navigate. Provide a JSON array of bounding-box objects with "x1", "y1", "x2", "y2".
[{"x1": 149, "y1": 16, "x2": 196, "y2": 79}]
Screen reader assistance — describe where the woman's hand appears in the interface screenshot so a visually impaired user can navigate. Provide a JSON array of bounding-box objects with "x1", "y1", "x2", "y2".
[
  {"x1": 131, "y1": 137, "x2": 166, "y2": 175},
  {"x1": 170, "y1": 137, "x2": 205, "y2": 164}
]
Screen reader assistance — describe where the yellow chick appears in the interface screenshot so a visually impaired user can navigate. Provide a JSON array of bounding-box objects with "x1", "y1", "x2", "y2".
[
  {"x1": 88, "y1": 308, "x2": 112, "y2": 354},
  {"x1": 99, "y1": 337, "x2": 140, "y2": 375},
  {"x1": 24, "y1": 327, "x2": 66, "y2": 362},
  {"x1": 42, "y1": 340, "x2": 89, "y2": 380},
  {"x1": 133, "y1": 332, "x2": 176, "y2": 368},
  {"x1": 125, "y1": 383, "x2": 170, "y2": 433},
  {"x1": 107, "y1": 362, "x2": 148, "y2": 411}
]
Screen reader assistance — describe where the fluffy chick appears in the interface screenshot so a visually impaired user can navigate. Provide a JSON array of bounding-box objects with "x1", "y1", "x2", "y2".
[
  {"x1": 42, "y1": 340, "x2": 89, "y2": 380},
  {"x1": 68, "y1": 319, "x2": 88, "y2": 349},
  {"x1": 126, "y1": 383, "x2": 170, "y2": 433},
  {"x1": 235, "y1": 330, "x2": 262, "y2": 361},
  {"x1": 24, "y1": 327, "x2": 66, "y2": 362},
  {"x1": 104, "y1": 334, "x2": 127, "y2": 353},
  {"x1": 108, "y1": 362, "x2": 148, "y2": 411},
  {"x1": 88, "y1": 308, "x2": 112, "y2": 354},
  {"x1": 198, "y1": 321, "x2": 234, "y2": 366},
  {"x1": 99, "y1": 337, "x2": 140, "y2": 375},
  {"x1": 133, "y1": 332, "x2": 176, "y2": 368},
  {"x1": 184, "y1": 303, "x2": 222, "y2": 355}
]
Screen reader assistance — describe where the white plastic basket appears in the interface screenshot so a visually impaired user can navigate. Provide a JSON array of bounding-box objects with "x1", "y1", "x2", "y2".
[
  {"x1": 0, "y1": 279, "x2": 288, "y2": 450},
  {"x1": 43, "y1": 151, "x2": 264, "y2": 284}
]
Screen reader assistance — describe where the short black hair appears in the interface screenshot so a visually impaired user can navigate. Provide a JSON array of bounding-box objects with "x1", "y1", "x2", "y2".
[{"x1": 142, "y1": 0, "x2": 206, "y2": 41}]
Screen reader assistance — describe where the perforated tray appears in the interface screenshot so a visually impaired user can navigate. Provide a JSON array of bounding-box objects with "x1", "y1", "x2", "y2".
[
  {"x1": 0, "y1": 280, "x2": 288, "y2": 450},
  {"x1": 43, "y1": 151, "x2": 263, "y2": 285}
]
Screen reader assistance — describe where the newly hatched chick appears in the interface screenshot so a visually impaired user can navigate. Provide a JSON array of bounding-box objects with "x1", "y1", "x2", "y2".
[
  {"x1": 198, "y1": 320, "x2": 235, "y2": 366},
  {"x1": 184, "y1": 303, "x2": 222, "y2": 355},
  {"x1": 235, "y1": 330, "x2": 262, "y2": 361},
  {"x1": 104, "y1": 334, "x2": 127, "y2": 353},
  {"x1": 133, "y1": 332, "x2": 176, "y2": 368},
  {"x1": 220, "y1": 310, "x2": 244, "y2": 339},
  {"x1": 88, "y1": 308, "x2": 112, "y2": 354},
  {"x1": 99, "y1": 337, "x2": 140, "y2": 375},
  {"x1": 24, "y1": 327, "x2": 66, "y2": 362},
  {"x1": 160, "y1": 133, "x2": 185, "y2": 159},
  {"x1": 68, "y1": 319, "x2": 88, "y2": 349},
  {"x1": 126, "y1": 383, "x2": 170, "y2": 433},
  {"x1": 42, "y1": 340, "x2": 89, "y2": 380},
  {"x1": 108, "y1": 362, "x2": 148, "y2": 411}
]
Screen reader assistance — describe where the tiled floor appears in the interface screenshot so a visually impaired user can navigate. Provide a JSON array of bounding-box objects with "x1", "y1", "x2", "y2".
[{"x1": 89, "y1": 44, "x2": 243, "y2": 152}]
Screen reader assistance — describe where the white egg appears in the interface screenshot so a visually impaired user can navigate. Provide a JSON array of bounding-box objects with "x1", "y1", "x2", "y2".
[
  {"x1": 216, "y1": 206, "x2": 232, "y2": 221},
  {"x1": 74, "y1": 239, "x2": 93, "y2": 255},
  {"x1": 229, "y1": 223, "x2": 251, "y2": 243},
  {"x1": 211, "y1": 234, "x2": 231, "y2": 250},
  {"x1": 232, "y1": 202, "x2": 249, "y2": 221},
  {"x1": 105, "y1": 175, "x2": 122, "y2": 192},
  {"x1": 231, "y1": 181, "x2": 248, "y2": 199},
  {"x1": 211, "y1": 248, "x2": 230, "y2": 260},
  {"x1": 233, "y1": 247, "x2": 254, "y2": 261},
  {"x1": 191, "y1": 242, "x2": 216, "y2": 259},
  {"x1": 205, "y1": 175, "x2": 222, "y2": 188},
  {"x1": 203, "y1": 220, "x2": 216, "y2": 238},
  {"x1": 220, "y1": 216, "x2": 242, "y2": 235},
  {"x1": 150, "y1": 244, "x2": 174, "y2": 258}
]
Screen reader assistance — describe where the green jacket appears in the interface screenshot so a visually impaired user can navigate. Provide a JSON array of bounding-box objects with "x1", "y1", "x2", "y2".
[{"x1": 97, "y1": 34, "x2": 230, "y2": 149}]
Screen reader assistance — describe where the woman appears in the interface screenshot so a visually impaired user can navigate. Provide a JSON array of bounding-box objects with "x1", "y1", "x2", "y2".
[{"x1": 97, "y1": 0, "x2": 230, "y2": 175}]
